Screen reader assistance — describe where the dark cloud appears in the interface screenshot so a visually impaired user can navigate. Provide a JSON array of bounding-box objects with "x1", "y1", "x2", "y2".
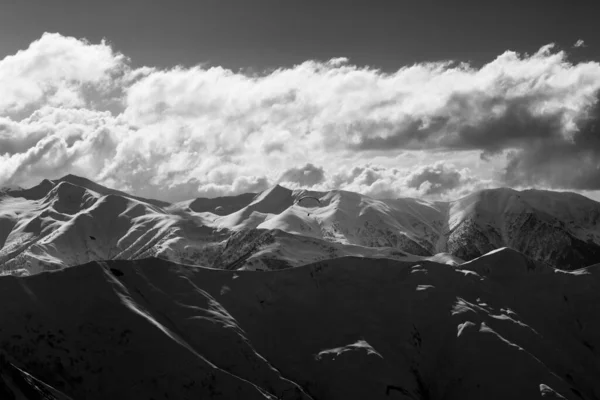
[
  {"x1": 346, "y1": 90, "x2": 600, "y2": 191},
  {"x1": 503, "y1": 97, "x2": 600, "y2": 189},
  {"x1": 345, "y1": 91, "x2": 567, "y2": 154},
  {"x1": 278, "y1": 163, "x2": 326, "y2": 187}
]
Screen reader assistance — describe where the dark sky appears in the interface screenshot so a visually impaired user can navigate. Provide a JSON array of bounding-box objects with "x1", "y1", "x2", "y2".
[{"x1": 1, "y1": 0, "x2": 599, "y2": 71}]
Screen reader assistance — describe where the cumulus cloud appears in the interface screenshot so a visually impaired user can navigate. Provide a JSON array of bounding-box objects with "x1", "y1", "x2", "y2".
[
  {"x1": 278, "y1": 163, "x2": 326, "y2": 187},
  {"x1": 0, "y1": 107, "x2": 123, "y2": 186},
  {"x1": 405, "y1": 162, "x2": 475, "y2": 196},
  {"x1": 327, "y1": 162, "x2": 492, "y2": 199},
  {"x1": 0, "y1": 33, "x2": 126, "y2": 116},
  {"x1": 503, "y1": 99, "x2": 600, "y2": 190},
  {"x1": 1, "y1": 33, "x2": 600, "y2": 201}
]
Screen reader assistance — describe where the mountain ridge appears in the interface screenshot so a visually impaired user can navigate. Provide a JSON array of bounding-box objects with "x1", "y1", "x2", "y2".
[
  {"x1": 1, "y1": 175, "x2": 599, "y2": 274},
  {"x1": 0, "y1": 248, "x2": 598, "y2": 399}
]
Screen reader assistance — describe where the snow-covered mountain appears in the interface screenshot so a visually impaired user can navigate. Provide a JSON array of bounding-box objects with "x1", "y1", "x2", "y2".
[
  {"x1": 1, "y1": 176, "x2": 600, "y2": 398},
  {"x1": 0, "y1": 248, "x2": 598, "y2": 399},
  {"x1": 1, "y1": 175, "x2": 599, "y2": 275},
  {"x1": 444, "y1": 188, "x2": 600, "y2": 269}
]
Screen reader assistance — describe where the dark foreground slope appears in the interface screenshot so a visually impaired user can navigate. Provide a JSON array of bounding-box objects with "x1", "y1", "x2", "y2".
[{"x1": 0, "y1": 249, "x2": 598, "y2": 399}]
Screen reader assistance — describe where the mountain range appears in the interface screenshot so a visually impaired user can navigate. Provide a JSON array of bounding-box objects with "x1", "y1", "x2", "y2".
[
  {"x1": 1, "y1": 174, "x2": 599, "y2": 275},
  {"x1": 1, "y1": 175, "x2": 600, "y2": 399}
]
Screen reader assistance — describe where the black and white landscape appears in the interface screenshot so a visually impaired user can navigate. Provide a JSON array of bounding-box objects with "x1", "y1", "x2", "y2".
[
  {"x1": 1, "y1": 177, "x2": 600, "y2": 399},
  {"x1": 2, "y1": 1, "x2": 600, "y2": 399}
]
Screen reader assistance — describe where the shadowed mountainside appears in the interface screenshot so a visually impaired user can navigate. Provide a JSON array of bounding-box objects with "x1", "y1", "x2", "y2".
[{"x1": 0, "y1": 248, "x2": 597, "y2": 399}]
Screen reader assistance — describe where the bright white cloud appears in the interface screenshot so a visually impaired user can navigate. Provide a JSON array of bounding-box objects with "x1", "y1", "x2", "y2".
[
  {"x1": 1, "y1": 33, "x2": 600, "y2": 201},
  {"x1": 326, "y1": 162, "x2": 494, "y2": 199},
  {"x1": 0, "y1": 33, "x2": 126, "y2": 116},
  {"x1": 0, "y1": 106, "x2": 124, "y2": 187}
]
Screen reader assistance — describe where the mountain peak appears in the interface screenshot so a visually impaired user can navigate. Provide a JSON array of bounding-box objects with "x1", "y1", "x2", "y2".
[
  {"x1": 253, "y1": 184, "x2": 292, "y2": 201},
  {"x1": 57, "y1": 173, "x2": 94, "y2": 186},
  {"x1": 4, "y1": 178, "x2": 56, "y2": 200},
  {"x1": 265, "y1": 183, "x2": 291, "y2": 194},
  {"x1": 245, "y1": 184, "x2": 294, "y2": 214},
  {"x1": 54, "y1": 175, "x2": 171, "y2": 208}
]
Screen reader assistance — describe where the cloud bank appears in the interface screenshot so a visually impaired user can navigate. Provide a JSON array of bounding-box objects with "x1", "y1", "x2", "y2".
[{"x1": 1, "y1": 33, "x2": 600, "y2": 202}]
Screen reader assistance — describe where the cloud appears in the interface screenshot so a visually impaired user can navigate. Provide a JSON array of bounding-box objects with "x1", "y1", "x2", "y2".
[
  {"x1": 1, "y1": 33, "x2": 600, "y2": 201},
  {"x1": 278, "y1": 163, "x2": 326, "y2": 187},
  {"x1": 0, "y1": 33, "x2": 126, "y2": 116},
  {"x1": 405, "y1": 161, "x2": 474, "y2": 196},
  {"x1": 503, "y1": 99, "x2": 600, "y2": 190},
  {"x1": 327, "y1": 162, "x2": 492, "y2": 199},
  {"x1": 328, "y1": 164, "x2": 403, "y2": 198},
  {"x1": 0, "y1": 107, "x2": 123, "y2": 186}
]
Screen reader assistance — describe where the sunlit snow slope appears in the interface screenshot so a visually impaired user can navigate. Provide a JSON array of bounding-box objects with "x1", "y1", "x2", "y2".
[
  {"x1": 1, "y1": 175, "x2": 599, "y2": 274},
  {"x1": 0, "y1": 248, "x2": 598, "y2": 399}
]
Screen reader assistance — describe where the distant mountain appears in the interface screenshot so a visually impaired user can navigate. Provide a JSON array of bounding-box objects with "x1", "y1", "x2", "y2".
[
  {"x1": 0, "y1": 249, "x2": 597, "y2": 399},
  {"x1": 1, "y1": 175, "x2": 599, "y2": 275},
  {"x1": 6, "y1": 174, "x2": 170, "y2": 207},
  {"x1": 210, "y1": 184, "x2": 600, "y2": 270},
  {"x1": 444, "y1": 188, "x2": 600, "y2": 269}
]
